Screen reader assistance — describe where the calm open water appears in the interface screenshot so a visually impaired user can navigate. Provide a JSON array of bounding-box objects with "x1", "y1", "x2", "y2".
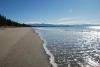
[{"x1": 35, "y1": 26, "x2": 100, "y2": 67}]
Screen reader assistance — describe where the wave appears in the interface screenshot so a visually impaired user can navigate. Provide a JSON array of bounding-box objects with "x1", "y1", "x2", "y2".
[{"x1": 34, "y1": 29, "x2": 58, "y2": 67}]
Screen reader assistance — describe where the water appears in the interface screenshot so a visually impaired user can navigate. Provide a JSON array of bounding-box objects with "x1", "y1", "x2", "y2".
[{"x1": 34, "y1": 26, "x2": 100, "y2": 67}]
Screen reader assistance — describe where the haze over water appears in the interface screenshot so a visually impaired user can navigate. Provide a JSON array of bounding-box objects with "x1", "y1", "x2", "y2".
[{"x1": 36, "y1": 26, "x2": 100, "y2": 67}]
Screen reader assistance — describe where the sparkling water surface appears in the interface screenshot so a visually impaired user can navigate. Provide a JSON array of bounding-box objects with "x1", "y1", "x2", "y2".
[{"x1": 35, "y1": 26, "x2": 100, "y2": 67}]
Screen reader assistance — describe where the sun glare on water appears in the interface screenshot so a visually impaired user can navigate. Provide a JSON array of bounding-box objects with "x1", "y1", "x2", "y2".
[{"x1": 89, "y1": 26, "x2": 100, "y2": 30}]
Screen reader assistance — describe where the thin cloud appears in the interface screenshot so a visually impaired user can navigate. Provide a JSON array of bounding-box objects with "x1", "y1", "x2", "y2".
[
  {"x1": 24, "y1": 21, "x2": 45, "y2": 24},
  {"x1": 56, "y1": 17, "x2": 100, "y2": 24},
  {"x1": 24, "y1": 17, "x2": 100, "y2": 25}
]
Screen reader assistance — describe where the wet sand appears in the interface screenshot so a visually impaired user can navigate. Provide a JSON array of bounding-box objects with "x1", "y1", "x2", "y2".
[{"x1": 0, "y1": 27, "x2": 51, "y2": 67}]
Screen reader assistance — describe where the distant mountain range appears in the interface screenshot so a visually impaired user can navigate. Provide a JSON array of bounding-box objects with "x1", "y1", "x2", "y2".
[
  {"x1": 31, "y1": 24, "x2": 70, "y2": 27},
  {"x1": 31, "y1": 24, "x2": 100, "y2": 27}
]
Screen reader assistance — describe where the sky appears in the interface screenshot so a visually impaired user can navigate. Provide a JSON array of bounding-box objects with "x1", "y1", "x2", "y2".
[{"x1": 0, "y1": 0, "x2": 100, "y2": 25}]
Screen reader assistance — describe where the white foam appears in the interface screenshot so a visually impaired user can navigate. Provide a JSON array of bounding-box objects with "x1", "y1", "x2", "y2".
[
  {"x1": 86, "y1": 57, "x2": 100, "y2": 67},
  {"x1": 34, "y1": 29, "x2": 58, "y2": 67}
]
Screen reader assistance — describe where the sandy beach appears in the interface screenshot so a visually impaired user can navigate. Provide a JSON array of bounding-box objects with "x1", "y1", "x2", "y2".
[{"x1": 0, "y1": 27, "x2": 51, "y2": 67}]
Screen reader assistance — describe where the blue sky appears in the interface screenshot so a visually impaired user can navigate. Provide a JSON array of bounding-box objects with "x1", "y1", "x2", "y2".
[{"x1": 0, "y1": 0, "x2": 100, "y2": 24}]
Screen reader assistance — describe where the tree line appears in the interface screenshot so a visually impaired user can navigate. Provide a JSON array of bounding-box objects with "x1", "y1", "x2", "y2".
[{"x1": 0, "y1": 14, "x2": 31, "y2": 27}]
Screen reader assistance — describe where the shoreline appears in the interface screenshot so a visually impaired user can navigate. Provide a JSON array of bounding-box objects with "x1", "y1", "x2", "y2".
[
  {"x1": 34, "y1": 28, "x2": 58, "y2": 67},
  {"x1": 0, "y1": 27, "x2": 51, "y2": 67},
  {"x1": 33, "y1": 28, "x2": 53, "y2": 67}
]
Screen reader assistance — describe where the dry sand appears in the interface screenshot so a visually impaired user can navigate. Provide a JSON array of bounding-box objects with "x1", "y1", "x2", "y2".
[{"x1": 0, "y1": 27, "x2": 51, "y2": 67}]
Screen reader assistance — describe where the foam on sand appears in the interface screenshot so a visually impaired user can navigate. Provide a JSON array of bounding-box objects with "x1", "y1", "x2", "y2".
[{"x1": 35, "y1": 29, "x2": 58, "y2": 67}]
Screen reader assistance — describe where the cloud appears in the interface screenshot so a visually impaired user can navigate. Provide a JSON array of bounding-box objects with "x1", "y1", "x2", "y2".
[
  {"x1": 56, "y1": 17, "x2": 100, "y2": 24},
  {"x1": 24, "y1": 17, "x2": 100, "y2": 25},
  {"x1": 58, "y1": 17, "x2": 79, "y2": 22},
  {"x1": 24, "y1": 21, "x2": 46, "y2": 24}
]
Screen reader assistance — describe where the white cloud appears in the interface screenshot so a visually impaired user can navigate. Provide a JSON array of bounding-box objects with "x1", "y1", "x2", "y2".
[
  {"x1": 24, "y1": 21, "x2": 46, "y2": 24},
  {"x1": 23, "y1": 17, "x2": 100, "y2": 25},
  {"x1": 56, "y1": 17, "x2": 100, "y2": 24},
  {"x1": 58, "y1": 17, "x2": 80, "y2": 22}
]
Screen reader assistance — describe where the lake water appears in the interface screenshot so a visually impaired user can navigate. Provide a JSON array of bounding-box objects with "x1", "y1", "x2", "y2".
[{"x1": 34, "y1": 26, "x2": 100, "y2": 67}]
